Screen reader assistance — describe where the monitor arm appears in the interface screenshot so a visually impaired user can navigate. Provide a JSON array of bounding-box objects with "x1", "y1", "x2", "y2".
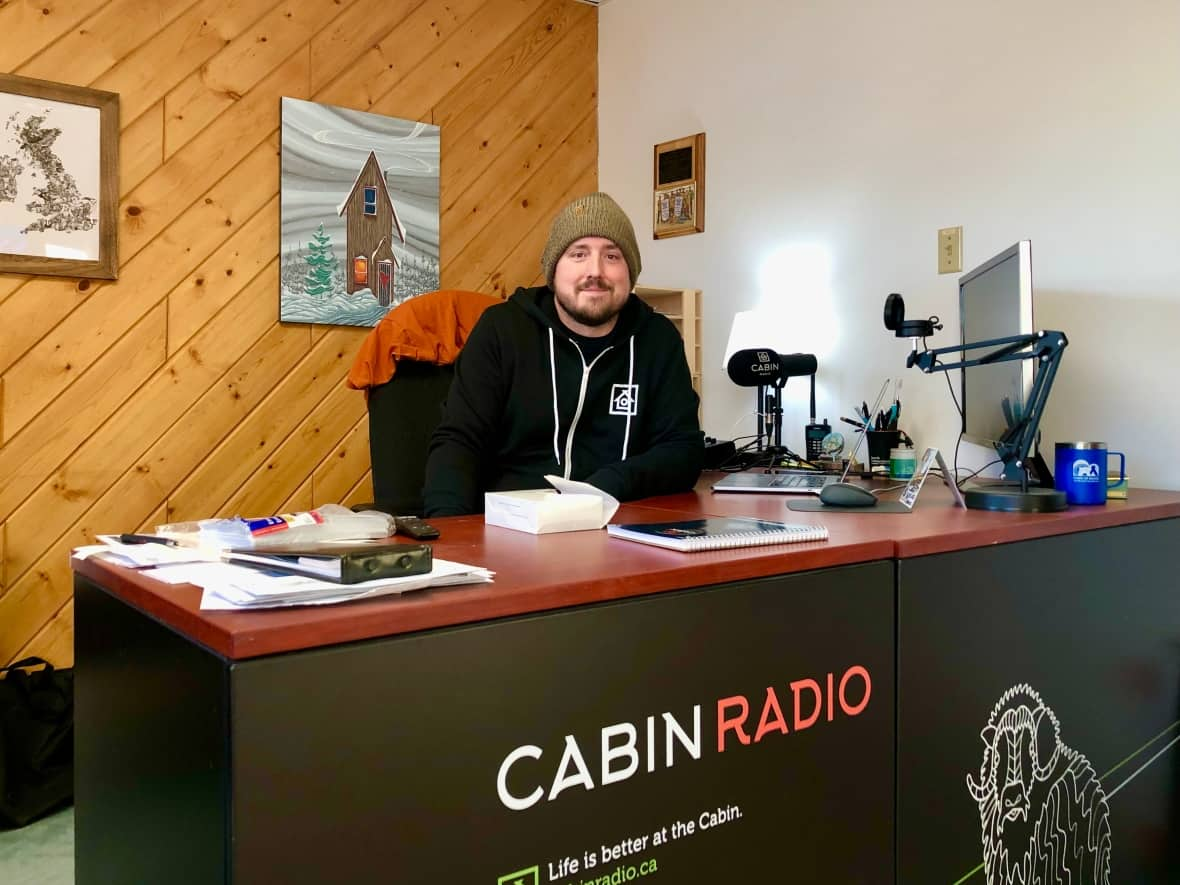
[{"x1": 908, "y1": 330, "x2": 1068, "y2": 489}]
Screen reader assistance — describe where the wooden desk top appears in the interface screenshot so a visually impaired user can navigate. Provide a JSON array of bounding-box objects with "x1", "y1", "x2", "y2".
[
  {"x1": 72, "y1": 499, "x2": 889, "y2": 660},
  {"x1": 73, "y1": 479, "x2": 1180, "y2": 661},
  {"x1": 641, "y1": 473, "x2": 1180, "y2": 559}
]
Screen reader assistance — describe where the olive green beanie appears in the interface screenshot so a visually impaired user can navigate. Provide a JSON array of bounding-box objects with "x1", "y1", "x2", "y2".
[{"x1": 540, "y1": 192, "x2": 642, "y2": 288}]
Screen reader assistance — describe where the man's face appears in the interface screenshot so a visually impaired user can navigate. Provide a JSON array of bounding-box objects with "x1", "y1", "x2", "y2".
[{"x1": 551, "y1": 236, "x2": 631, "y2": 337}]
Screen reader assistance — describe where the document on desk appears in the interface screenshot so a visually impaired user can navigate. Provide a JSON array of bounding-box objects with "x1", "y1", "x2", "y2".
[
  {"x1": 156, "y1": 558, "x2": 493, "y2": 610},
  {"x1": 74, "y1": 541, "x2": 493, "y2": 609}
]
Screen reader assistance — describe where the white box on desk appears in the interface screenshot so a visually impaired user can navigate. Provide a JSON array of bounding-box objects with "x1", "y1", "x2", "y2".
[
  {"x1": 484, "y1": 475, "x2": 620, "y2": 535},
  {"x1": 484, "y1": 489, "x2": 606, "y2": 534}
]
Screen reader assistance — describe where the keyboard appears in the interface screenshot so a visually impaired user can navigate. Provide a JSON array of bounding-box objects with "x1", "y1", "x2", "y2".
[{"x1": 772, "y1": 473, "x2": 832, "y2": 489}]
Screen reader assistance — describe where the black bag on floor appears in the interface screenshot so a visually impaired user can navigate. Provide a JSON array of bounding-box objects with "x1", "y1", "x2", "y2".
[{"x1": 0, "y1": 656, "x2": 74, "y2": 828}]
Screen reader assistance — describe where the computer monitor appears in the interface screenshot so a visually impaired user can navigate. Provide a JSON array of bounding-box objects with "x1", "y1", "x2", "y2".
[{"x1": 958, "y1": 240, "x2": 1034, "y2": 474}]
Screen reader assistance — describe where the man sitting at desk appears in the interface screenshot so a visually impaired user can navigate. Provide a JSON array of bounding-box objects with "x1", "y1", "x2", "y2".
[{"x1": 423, "y1": 192, "x2": 703, "y2": 517}]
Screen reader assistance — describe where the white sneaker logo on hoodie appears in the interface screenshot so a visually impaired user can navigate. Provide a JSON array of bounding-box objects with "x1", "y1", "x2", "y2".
[{"x1": 610, "y1": 384, "x2": 639, "y2": 416}]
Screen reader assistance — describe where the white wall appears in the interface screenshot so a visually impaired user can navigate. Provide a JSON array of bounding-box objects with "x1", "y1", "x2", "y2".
[{"x1": 598, "y1": 0, "x2": 1180, "y2": 488}]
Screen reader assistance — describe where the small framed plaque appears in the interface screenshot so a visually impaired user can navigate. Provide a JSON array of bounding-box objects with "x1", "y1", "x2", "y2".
[{"x1": 653, "y1": 133, "x2": 704, "y2": 239}]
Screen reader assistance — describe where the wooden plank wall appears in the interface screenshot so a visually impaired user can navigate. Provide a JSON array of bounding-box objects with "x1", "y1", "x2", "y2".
[{"x1": 0, "y1": 0, "x2": 598, "y2": 666}]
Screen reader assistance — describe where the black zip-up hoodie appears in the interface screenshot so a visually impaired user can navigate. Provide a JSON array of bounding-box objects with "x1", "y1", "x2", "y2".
[{"x1": 423, "y1": 286, "x2": 703, "y2": 516}]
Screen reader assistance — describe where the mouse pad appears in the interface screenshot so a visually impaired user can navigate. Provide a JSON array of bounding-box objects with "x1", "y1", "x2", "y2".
[{"x1": 787, "y1": 499, "x2": 911, "y2": 513}]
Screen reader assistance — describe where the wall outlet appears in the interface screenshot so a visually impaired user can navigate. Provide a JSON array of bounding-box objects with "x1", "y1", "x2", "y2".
[{"x1": 938, "y1": 226, "x2": 962, "y2": 274}]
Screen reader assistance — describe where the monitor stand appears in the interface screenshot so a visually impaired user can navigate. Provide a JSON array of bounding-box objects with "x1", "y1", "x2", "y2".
[
  {"x1": 962, "y1": 484, "x2": 1067, "y2": 512},
  {"x1": 962, "y1": 444, "x2": 1063, "y2": 511}
]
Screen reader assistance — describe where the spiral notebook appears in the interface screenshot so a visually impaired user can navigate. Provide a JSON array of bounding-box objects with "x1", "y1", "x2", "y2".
[{"x1": 606, "y1": 517, "x2": 828, "y2": 552}]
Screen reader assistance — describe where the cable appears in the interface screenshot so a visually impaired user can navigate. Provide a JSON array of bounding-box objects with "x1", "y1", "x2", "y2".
[
  {"x1": 728, "y1": 411, "x2": 762, "y2": 438},
  {"x1": 942, "y1": 365, "x2": 963, "y2": 418},
  {"x1": 953, "y1": 432, "x2": 963, "y2": 485},
  {"x1": 717, "y1": 437, "x2": 764, "y2": 472},
  {"x1": 957, "y1": 458, "x2": 1003, "y2": 484}
]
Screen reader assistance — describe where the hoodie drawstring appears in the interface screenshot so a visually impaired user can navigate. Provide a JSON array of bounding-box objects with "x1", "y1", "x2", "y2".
[
  {"x1": 548, "y1": 328, "x2": 561, "y2": 466},
  {"x1": 549, "y1": 328, "x2": 636, "y2": 476},
  {"x1": 621, "y1": 335, "x2": 635, "y2": 459}
]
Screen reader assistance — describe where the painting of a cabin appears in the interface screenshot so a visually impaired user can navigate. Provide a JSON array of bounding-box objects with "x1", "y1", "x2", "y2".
[
  {"x1": 337, "y1": 152, "x2": 406, "y2": 305},
  {"x1": 279, "y1": 97, "x2": 439, "y2": 327}
]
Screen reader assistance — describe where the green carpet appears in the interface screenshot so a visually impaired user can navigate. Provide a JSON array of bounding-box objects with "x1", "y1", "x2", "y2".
[{"x1": 0, "y1": 806, "x2": 74, "y2": 885}]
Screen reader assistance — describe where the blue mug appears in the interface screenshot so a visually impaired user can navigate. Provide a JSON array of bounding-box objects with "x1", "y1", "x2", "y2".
[{"x1": 1054, "y1": 442, "x2": 1126, "y2": 505}]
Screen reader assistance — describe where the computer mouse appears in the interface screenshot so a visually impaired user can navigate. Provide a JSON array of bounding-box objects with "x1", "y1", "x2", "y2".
[{"x1": 819, "y1": 482, "x2": 879, "y2": 508}]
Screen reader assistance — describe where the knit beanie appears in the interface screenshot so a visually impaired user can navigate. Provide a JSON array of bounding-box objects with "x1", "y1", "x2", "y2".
[{"x1": 540, "y1": 192, "x2": 642, "y2": 288}]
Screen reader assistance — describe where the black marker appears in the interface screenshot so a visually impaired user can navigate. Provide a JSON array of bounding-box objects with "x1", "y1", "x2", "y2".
[{"x1": 117, "y1": 534, "x2": 178, "y2": 546}]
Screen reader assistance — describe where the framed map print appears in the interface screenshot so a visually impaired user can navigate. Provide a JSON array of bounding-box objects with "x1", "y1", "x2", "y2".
[{"x1": 0, "y1": 73, "x2": 119, "y2": 279}]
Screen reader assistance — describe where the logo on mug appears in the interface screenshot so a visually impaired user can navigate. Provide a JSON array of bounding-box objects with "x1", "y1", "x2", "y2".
[{"x1": 1056, "y1": 442, "x2": 1126, "y2": 506}]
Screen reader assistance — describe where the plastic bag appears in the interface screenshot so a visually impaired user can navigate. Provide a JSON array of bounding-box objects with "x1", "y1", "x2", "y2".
[{"x1": 157, "y1": 504, "x2": 394, "y2": 549}]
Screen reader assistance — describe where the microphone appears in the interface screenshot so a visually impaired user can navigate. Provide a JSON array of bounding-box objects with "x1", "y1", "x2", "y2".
[
  {"x1": 777, "y1": 353, "x2": 817, "y2": 378},
  {"x1": 726, "y1": 349, "x2": 782, "y2": 387}
]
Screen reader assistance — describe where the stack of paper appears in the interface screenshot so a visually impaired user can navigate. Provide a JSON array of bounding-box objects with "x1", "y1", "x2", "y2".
[
  {"x1": 179, "y1": 558, "x2": 492, "y2": 609},
  {"x1": 74, "y1": 538, "x2": 494, "y2": 610}
]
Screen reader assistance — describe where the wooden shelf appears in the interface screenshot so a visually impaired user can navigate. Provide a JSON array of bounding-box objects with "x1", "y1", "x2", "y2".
[{"x1": 634, "y1": 285, "x2": 702, "y2": 403}]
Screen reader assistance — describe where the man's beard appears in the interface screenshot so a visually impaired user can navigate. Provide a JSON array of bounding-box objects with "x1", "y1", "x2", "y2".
[{"x1": 555, "y1": 278, "x2": 624, "y2": 329}]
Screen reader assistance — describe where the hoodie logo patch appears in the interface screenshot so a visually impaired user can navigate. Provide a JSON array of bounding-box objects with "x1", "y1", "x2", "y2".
[{"x1": 610, "y1": 384, "x2": 638, "y2": 416}]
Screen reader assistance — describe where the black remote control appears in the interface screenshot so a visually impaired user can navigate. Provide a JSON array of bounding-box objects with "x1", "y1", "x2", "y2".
[{"x1": 395, "y1": 516, "x2": 440, "y2": 540}]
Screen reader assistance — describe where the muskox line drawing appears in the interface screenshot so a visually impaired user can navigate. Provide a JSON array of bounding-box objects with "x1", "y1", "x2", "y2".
[{"x1": 966, "y1": 684, "x2": 1112, "y2": 884}]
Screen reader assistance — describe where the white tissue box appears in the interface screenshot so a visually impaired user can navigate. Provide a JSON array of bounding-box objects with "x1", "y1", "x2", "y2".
[{"x1": 484, "y1": 489, "x2": 607, "y2": 535}]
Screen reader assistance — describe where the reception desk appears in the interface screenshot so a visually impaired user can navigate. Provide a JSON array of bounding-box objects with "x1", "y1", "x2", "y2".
[{"x1": 72, "y1": 480, "x2": 1180, "y2": 883}]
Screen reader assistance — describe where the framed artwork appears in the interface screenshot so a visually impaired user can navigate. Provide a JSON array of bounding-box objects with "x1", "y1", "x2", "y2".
[
  {"x1": 280, "y1": 97, "x2": 440, "y2": 327},
  {"x1": 653, "y1": 133, "x2": 704, "y2": 239},
  {"x1": 0, "y1": 73, "x2": 119, "y2": 279}
]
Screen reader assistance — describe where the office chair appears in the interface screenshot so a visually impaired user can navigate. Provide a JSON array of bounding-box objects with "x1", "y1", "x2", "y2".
[
  {"x1": 348, "y1": 289, "x2": 501, "y2": 515},
  {"x1": 365, "y1": 360, "x2": 455, "y2": 515}
]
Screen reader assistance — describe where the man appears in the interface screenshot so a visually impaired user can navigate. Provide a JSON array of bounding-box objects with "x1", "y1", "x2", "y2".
[{"x1": 423, "y1": 192, "x2": 703, "y2": 516}]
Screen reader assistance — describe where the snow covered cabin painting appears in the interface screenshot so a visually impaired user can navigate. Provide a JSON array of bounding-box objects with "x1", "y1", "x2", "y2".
[
  {"x1": 279, "y1": 97, "x2": 439, "y2": 327},
  {"x1": 338, "y1": 150, "x2": 404, "y2": 303}
]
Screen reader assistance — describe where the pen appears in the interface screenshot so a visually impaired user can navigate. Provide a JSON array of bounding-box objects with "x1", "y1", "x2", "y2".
[
  {"x1": 840, "y1": 416, "x2": 866, "y2": 429},
  {"x1": 117, "y1": 533, "x2": 178, "y2": 546}
]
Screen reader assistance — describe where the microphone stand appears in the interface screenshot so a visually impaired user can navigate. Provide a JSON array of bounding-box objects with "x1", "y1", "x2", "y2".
[
  {"x1": 754, "y1": 384, "x2": 767, "y2": 452},
  {"x1": 765, "y1": 378, "x2": 791, "y2": 465}
]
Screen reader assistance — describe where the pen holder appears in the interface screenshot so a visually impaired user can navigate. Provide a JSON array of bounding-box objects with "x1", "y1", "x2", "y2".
[{"x1": 867, "y1": 430, "x2": 901, "y2": 471}]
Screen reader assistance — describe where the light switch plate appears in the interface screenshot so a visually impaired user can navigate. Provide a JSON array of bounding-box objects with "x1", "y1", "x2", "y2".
[{"x1": 938, "y1": 226, "x2": 962, "y2": 274}]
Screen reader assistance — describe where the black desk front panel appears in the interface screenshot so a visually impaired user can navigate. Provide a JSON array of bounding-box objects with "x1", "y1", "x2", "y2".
[
  {"x1": 231, "y1": 563, "x2": 894, "y2": 884},
  {"x1": 74, "y1": 577, "x2": 230, "y2": 885},
  {"x1": 897, "y1": 518, "x2": 1180, "y2": 884}
]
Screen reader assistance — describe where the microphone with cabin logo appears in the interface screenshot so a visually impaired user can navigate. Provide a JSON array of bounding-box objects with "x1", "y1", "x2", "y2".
[
  {"x1": 725, "y1": 350, "x2": 821, "y2": 460},
  {"x1": 726, "y1": 350, "x2": 782, "y2": 453},
  {"x1": 725, "y1": 350, "x2": 817, "y2": 386},
  {"x1": 725, "y1": 349, "x2": 783, "y2": 387},
  {"x1": 725, "y1": 349, "x2": 780, "y2": 453}
]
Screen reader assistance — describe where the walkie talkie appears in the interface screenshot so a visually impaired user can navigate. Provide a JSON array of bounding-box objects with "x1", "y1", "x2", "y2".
[
  {"x1": 805, "y1": 419, "x2": 831, "y2": 462},
  {"x1": 803, "y1": 373, "x2": 829, "y2": 462}
]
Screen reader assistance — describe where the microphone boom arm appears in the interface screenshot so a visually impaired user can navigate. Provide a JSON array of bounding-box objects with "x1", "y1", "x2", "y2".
[{"x1": 909, "y1": 330, "x2": 1068, "y2": 489}]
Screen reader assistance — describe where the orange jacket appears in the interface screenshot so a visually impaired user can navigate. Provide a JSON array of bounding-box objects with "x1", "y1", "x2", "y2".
[{"x1": 346, "y1": 289, "x2": 501, "y2": 390}]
